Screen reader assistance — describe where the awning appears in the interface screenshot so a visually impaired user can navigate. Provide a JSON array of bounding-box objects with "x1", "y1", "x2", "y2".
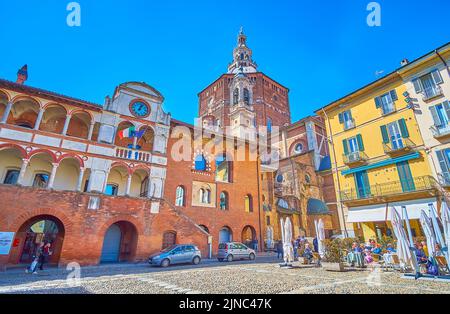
[
  {"x1": 347, "y1": 198, "x2": 437, "y2": 223},
  {"x1": 307, "y1": 198, "x2": 330, "y2": 215},
  {"x1": 342, "y1": 152, "x2": 420, "y2": 176}
]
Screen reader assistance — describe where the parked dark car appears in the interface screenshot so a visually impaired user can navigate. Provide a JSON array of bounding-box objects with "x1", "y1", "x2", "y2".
[{"x1": 148, "y1": 244, "x2": 201, "y2": 267}]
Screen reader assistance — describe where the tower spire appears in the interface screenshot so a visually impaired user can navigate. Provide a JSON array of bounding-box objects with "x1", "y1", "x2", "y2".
[{"x1": 227, "y1": 28, "x2": 257, "y2": 74}]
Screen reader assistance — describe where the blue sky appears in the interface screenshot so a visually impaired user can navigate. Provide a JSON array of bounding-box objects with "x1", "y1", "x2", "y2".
[{"x1": 1, "y1": 0, "x2": 449, "y2": 124}]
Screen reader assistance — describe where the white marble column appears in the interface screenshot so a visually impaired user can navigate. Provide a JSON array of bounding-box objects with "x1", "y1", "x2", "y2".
[
  {"x1": 62, "y1": 114, "x2": 72, "y2": 135},
  {"x1": 87, "y1": 121, "x2": 95, "y2": 140},
  {"x1": 17, "y1": 159, "x2": 29, "y2": 185},
  {"x1": 34, "y1": 108, "x2": 45, "y2": 130},
  {"x1": 146, "y1": 170, "x2": 153, "y2": 198},
  {"x1": 102, "y1": 171, "x2": 110, "y2": 194},
  {"x1": 132, "y1": 136, "x2": 138, "y2": 149},
  {"x1": 125, "y1": 173, "x2": 132, "y2": 196},
  {"x1": 1, "y1": 101, "x2": 13, "y2": 124},
  {"x1": 76, "y1": 168, "x2": 86, "y2": 192},
  {"x1": 47, "y1": 163, "x2": 59, "y2": 189}
]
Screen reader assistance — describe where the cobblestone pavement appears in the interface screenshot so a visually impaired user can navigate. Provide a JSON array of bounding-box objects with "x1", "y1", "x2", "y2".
[{"x1": 1, "y1": 256, "x2": 450, "y2": 294}]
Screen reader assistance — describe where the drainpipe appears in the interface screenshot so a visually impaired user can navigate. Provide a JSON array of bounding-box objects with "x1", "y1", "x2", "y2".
[
  {"x1": 256, "y1": 153, "x2": 263, "y2": 253},
  {"x1": 321, "y1": 108, "x2": 349, "y2": 238},
  {"x1": 435, "y1": 49, "x2": 450, "y2": 77}
]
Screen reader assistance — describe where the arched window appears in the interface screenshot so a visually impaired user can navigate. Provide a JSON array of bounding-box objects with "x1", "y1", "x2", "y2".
[
  {"x1": 33, "y1": 173, "x2": 50, "y2": 188},
  {"x1": 220, "y1": 192, "x2": 228, "y2": 210},
  {"x1": 294, "y1": 143, "x2": 303, "y2": 154},
  {"x1": 276, "y1": 174, "x2": 284, "y2": 183},
  {"x1": 3, "y1": 169, "x2": 19, "y2": 185},
  {"x1": 305, "y1": 174, "x2": 311, "y2": 185},
  {"x1": 195, "y1": 154, "x2": 207, "y2": 171},
  {"x1": 175, "y1": 186, "x2": 185, "y2": 206},
  {"x1": 243, "y1": 88, "x2": 250, "y2": 105},
  {"x1": 215, "y1": 153, "x2": 231, "y2": 183},
  {"x1": 233, "y1": 88, "x2": 239, "y2": 105},
  {"x1": 140, "y1": 177, "x2": 149, "y2": 197},
  {"x1": 203, "y1": 189, "x2": 211, "y2": 204},
  {"x1": 244, "y1": 194, "x2": 253, "y2": 212}
]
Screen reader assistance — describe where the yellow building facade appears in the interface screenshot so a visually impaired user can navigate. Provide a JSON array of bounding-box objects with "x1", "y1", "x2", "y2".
[{"x1": 316, "y1": 49, "x2": 449, "y2": 241}]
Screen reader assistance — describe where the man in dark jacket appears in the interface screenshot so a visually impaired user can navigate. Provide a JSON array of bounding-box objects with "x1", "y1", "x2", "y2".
[{"x1": 276, "y1": 241, "x2": 283, "y2": 259}]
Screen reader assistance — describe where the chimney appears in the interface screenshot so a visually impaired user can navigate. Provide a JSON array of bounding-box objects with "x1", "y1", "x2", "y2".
[
  {"x1": 400, "y1": 59, "x2": 409, "y2": 67},
  {"x1": 16, "y1": 64, "x2": 28, "y2": 84}
]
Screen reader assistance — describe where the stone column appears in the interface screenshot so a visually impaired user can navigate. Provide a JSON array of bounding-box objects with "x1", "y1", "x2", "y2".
[
  {"x1": 132, "y1": 136, "x2": 138, "y2": 149},
  {"x1": 17, "y1": 159, "x2": 29, "y2": 185},
  {"x1": 125, "y1": 173, "x2": 132, "y2": 196},
  {"x1": 147, "y1": 169, "x2": 153, "y2": 198},
  {"x1": 62, "y1": 114, "x2": 72, "y2": 135},
  {"x1": 0, "y1": 101, "x2": 13, "y2": 124},
  {"x1": 34, "y1": 108, "x2": 45, "y2": 130},
  {"x1": 102, "y1": 170, "x2": 110, "y2": 194},
  {"x1": 76, "y1": 168, "x2": 86, "y2": 192},
  {"x1": 87, "y1": 121, "x2": 95, "y2": 141},
  {"x1": 47, "y1": 163, "x2": 59, "y2": 189}
]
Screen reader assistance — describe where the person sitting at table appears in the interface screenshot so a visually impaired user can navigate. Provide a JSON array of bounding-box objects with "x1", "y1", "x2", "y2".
[
  {"x1": 434, "y1": 243, "x2": 444, "y2": 257},
  {"x1": 386, "y1": 243, "x2": 396, "y2": 253},
  {"x1": 421, "y1": 241, "x2": 429, "y2": 257},
  {"x1": 415, "y1": 243, "x2": 429, "y2": 265},
  {"x1": 303, "y1": 243, "x2": 314, "y2": 264},
  {"x1": 372, "y1": 244, "x2": 382, "y2": 255},
  {"x1": 364, "y1": 249, "x2": 374, "y2": 264}
]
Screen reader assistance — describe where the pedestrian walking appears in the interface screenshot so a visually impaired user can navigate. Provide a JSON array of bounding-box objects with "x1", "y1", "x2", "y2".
[
  {"x1": 38, "y1": 242, "x2": 52, "y2": 271},
  {"x1": 276, "y1": 240, "x2": 283, "y2": 259},
  {"x1": 253, "y1": 238, "x2": 258, "y2": 251},
  {"x1": 313, "y1": 237, "x2": 318, "y2": 253},
  {"x1": 26, "y1": 242, "x2": 44, "y2": 274}
]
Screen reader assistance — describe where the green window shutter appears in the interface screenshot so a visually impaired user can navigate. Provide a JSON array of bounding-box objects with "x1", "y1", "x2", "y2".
[
  {"x1": 443, "y1": 101, "x2": 450, "y2": 121},
  {"x1": 436, "y1": 150, "x2": 450, "y2": 177},
  {"x1": 398, "y1": 119, "x2": 410, "y2": 138},
  {"x1": 390, "y1": 89, "x2": 398, "y2": 101},
  {"x1": 338, "y1": 113, "x2": 344, "y2": 124},
  {"x1": 375, "y1": 97, "x2": 381, "y2": 108},
  {"x1": 356, "y1": 134, "x2": 364, "y2": 151},
  {"x1": 342, "y1": 139, "x2": 349, "y2": 155},
  {"x1": 412, "y1": 78, "x2": 423, "y2": 93},
  {"x1": 430, "y1": 106, "x2": 443, "y2": 127},
  {"x1": 380, "y1": 125, "x2": 389, "y2": 144},
  {"x1": 432, "y1": 69, "x2": 444, "y2": 85}
]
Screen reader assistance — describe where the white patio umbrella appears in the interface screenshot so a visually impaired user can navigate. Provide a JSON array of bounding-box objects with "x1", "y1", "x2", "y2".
[
  {"x1": 281, "y1": 217, "x2": 294, "y2": 265},
  {"x1": 391, "y1": 207, "x2": 414, "y2": 270},
  {"x1": 428, "y1": 204, "x2": 446, "y2": 251},
  {"x1": 420, "y1": 210, "x2": 436, "y2": 257},
  {"x1": 316, "y1": 219, "x2": 326, "y2": 258},
  {"x1": 440, "y1": 202, "x2": 450, "y2": 263},
  {"x1": 266, "y1": 226, "x2": 274, "y2": 250}
]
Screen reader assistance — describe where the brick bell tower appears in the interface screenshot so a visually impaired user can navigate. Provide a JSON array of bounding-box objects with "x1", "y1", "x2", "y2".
[{"x1": 197, "y1": 28, "x2": 291, "y2": 135}]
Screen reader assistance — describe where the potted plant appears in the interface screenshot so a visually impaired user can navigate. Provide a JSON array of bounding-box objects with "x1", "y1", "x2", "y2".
[{"x1": 321, "y1": 238, "x2": 345, "y2": 272}]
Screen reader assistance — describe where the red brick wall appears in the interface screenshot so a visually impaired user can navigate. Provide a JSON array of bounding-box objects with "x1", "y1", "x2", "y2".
[
  {"x1": 164, "y1": 123, "x2": 262, "y2": 253},
  {"x1": 0, "y1": 185, "x2": 209, "y2": 269},
  {"x1": 198, "y1": 73, "x2": 290, "y2": 128}
]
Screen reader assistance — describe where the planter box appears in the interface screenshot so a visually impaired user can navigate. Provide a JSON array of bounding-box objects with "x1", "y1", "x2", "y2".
[{"x1": 322, "y1": 262, "x2": 345, "y2": 272}]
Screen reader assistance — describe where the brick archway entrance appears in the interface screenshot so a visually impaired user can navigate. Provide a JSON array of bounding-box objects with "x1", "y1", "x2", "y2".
[
  {"x1": 100, "y1": 221, "x2": 138, "y2": 263},
  {"x1": 10, "y1": 215, "x2": 65, "y2": 265}
]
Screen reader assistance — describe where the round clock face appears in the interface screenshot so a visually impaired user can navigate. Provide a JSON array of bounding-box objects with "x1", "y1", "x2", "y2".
[{"x1": 130, "y1": 101, "x2": 150, "y2": 117}]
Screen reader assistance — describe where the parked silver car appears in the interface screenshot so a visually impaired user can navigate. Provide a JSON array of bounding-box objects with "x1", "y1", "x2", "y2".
[
  {"x1": 148, "y1": 244, "x2": 201, "y2": 267},
  {"x1": 217, "y1": 242, "x2": 256, "y2": 262}
]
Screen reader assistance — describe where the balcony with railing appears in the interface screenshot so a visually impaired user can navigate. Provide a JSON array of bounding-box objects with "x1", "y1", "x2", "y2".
[
  {"x1": 422, "y1": 85, "x2": 443, "y2": 102},
  {"x1": 383, "y1": 138, "x2": 415, "y2": 157},
  {"x1": 343, "y1": 151, "x2": 369, "y2": 167},
  {"x1": 340, "y1": 175, "x2": 437, "y2": 205},
  {"x1": 116, "y1": 147, "x2": 152, "y2": 163},
  {"x1": 430, "y1": 124, "x2": 450, "y2": 140}
]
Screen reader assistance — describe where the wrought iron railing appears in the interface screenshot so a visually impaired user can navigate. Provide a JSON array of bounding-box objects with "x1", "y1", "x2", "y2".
[
  {"x1": 430, "y1": 124, "x2": 450, "y2": 138},
  {"x1": 422, "y1": 85, "x2": 443, "y2": 101},
  {"x1": 383, "y1": 138, "x2": 415, "y2": 154},
  {"x1": 340, "y1": 175, "x2": 437, "y2": 202},
  {"x1": 343, "y1": 151, "x2": 369, "y2": 164}
]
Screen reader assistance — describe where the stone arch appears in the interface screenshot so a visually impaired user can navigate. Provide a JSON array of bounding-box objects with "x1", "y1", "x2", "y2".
[
  {"x1": 28, "y1": 149, "x2": 57, "y2": 163},
  {"x1": 0, "y1": 143, "x2": 27, "y2": 159},
  {"x1": 99, "y1": 219, "x2": 140, "y2": 263},
  {"x1": 8, "y1": 96, "x2": 41, "y2": 128},
  {"x1": 67, "y1": 110, "x2": 93, "y2": 139},
  {"x1": 0, "y1": 90, "x2": 10, "y2": 120},
  {"x1": 241, "y1": 225, "x2": 257, "y2": 246},
  {"x1": 39, "y1": 103, "x2": 68, "y2": 134},
  {"x1": 219, "y1": 226, "x2": 233, "y2": 243},
  {"x1": 115, "y1": 120, "x2": 137, "y2": 149},
  {"x1": 57, "y1": 154, "x2": 84, "y2": 168}
]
